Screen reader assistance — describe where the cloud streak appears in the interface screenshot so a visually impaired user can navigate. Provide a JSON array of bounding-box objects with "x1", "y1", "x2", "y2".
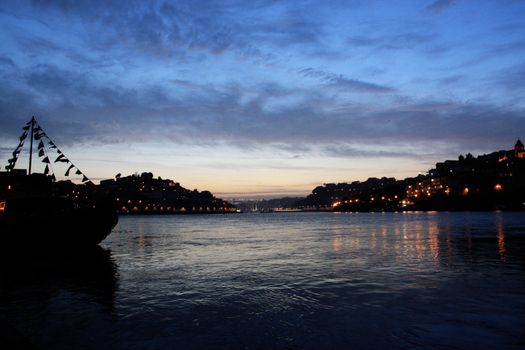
[
  {"x1": 299, "y1": 68, "x2": 395, "y2": 93},
  {"x1": 424, "y1": 0, "x2": 456, "y2": 13}
]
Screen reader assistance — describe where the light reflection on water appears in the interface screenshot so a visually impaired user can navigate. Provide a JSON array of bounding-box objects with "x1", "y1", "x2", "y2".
[{"x1": 1, "y1": 212, "x2": 525, "y2": 349}]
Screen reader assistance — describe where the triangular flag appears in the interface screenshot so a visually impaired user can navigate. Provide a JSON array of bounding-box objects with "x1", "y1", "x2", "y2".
[
  {"x1": 34, "y1": 133, "x2": 42, "y2": 140},
  {"x1": 44, "y1": 165, "x2": 50, "y2": 175},
  {"x1": 38, "y1": 149, "x2": 45, "y2": 157},
  {"x1": 76, "y1": 169, "x2": 82, "y2": 175},
  {"x1": 20, "y1": 133, "x2": 27, "y2": 141},
  {"x1": 82, "y1": 175, "x2": 89, "y2": 183},
  {"x1": 51, "y1": 174, "x2": 56, "y2": 181},
  {"x1": 42, "y1": 156, "x2": 50, "y2": 163},
  {"x1": 57, "y1": 149, "x2": 62, "y2": 154},
  {"x1": 54, "y1": 154, "x2": 66, "y2": 162},
  {"x1": 65, "y1": 164, "x2": 75, "y2": 176},
  {"x1": 38, "y1": 140, "x2": 44, "y2": 149},
  {"x1": 22, "y1": 125, "x2": 30, "y2": 131}
]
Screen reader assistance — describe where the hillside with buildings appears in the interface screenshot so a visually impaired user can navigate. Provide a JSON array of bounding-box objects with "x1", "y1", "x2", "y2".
[
  {"x1": 296, "y1": 140, "x2": 525, "y2": 212},
  {"x1": 97, "y1": 172, "x2": 237, "y2": 214}
]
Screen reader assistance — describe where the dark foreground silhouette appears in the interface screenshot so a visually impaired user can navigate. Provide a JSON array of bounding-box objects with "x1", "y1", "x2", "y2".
[{"x1": 0, "y1": 246, "x2": 118, "y2": 349}]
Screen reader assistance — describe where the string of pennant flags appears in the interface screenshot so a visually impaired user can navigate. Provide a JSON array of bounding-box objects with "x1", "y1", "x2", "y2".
[{"x1": 5, "y1": 117, "x2": 91, "y2": 183}]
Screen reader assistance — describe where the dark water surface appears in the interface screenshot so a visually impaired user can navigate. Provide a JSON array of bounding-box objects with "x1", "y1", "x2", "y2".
[{"x1": 1, "y1": 212, "x2": 525, "y2": 349}]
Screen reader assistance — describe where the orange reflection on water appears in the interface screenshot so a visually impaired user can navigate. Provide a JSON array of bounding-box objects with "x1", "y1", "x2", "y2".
[
  {"x1": 496, "y1": 213, "x2": 506, "y2": 260},
  {"x1": 332, "y1": 235, "x2": 343, "y2": 252},
  {"x1": 427, "y1": 220, "x2": 439, "y2": 263}
]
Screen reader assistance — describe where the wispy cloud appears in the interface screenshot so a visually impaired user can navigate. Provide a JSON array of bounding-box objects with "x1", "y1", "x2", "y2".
[
  {"x1": 424, "y1": 0, "x2": 457, "y2": 14},
  {"x1": 347, "y1": 32, "x2": 438, "y2": 51},
  {"x1": 0, "y1": 55, "x2": 15, "y2": 67},
  {"x1": 299, "y1": 68, "x2": 395, "y2": 93},
  {"x1": 24, "y1": 0, "x2": 324, "y2": 66}
]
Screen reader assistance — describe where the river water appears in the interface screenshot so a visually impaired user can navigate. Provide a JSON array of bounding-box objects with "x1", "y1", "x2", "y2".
[{"x1": 1, "y1": 212, "x2": 525, "y2": 349}]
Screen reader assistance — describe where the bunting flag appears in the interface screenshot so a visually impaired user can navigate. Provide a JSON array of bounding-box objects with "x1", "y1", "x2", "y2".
[
  {"x1": 54, "y1": 154, "x2": 66, "y2": 162},
  {"x1": 65, "y1": 164, "x2": 75, "y2": 176},
  {"x1": 7, "y1": 117, "x2": 92, "y2": 180}
]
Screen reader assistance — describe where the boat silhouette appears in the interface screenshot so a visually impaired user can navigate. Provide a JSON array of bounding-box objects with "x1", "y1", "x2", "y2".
[{"x1": 0, "y1": 117, "x2": 118, "y2": 248}]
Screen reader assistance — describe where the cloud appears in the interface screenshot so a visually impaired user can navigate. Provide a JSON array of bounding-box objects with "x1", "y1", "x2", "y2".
[
  {"x1": 0, "y1": 56, "x2": 15, "y2": 67},
  {"x1": 322, "y1": 145, "x2": 434, "y2": 160},
  {"x1": 299, "y1": 68, "x2": 395, "y2": 93},
  {"x1": 1, "y1": 58, "x2": 523, "y2": 160},
  {"x1": 424, "y1": 0, "x2": 456, "y2": 13},
  {"x1": 490, "y1": 64, "x2": 525, "y2": 95},
  {"x1": 438, "y1": 74, "x2": 464, "y2": 86},
  {"x1": 23, "y1": 0, "x2": 325, "y2": 66},
  {"x1": 347, "y1": 32, "x2": 437, "y2": 51}
]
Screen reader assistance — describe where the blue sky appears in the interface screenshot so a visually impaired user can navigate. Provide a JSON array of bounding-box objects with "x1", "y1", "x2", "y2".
[{"x1": 1, "y1": 0, "x2": 524, "y2": 197}]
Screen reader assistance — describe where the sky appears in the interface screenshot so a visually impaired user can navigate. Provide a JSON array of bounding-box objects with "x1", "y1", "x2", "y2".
[{"x1": 1, "y1": 0, "x2": 524, "y2": 198}]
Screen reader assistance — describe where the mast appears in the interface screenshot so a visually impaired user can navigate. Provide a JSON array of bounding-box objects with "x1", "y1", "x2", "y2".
[{"x1": 28, "y1": 116, "x2": 35, "y2": 175}]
